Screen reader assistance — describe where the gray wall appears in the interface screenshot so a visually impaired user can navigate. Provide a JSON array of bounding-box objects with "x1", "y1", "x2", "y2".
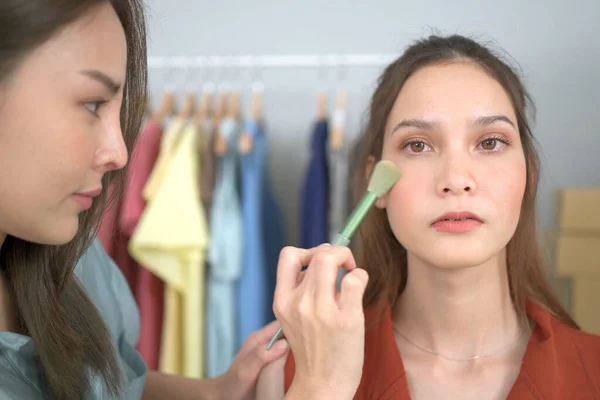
[{"x1": 145, "y1": 0, "x2": 600, "y2": 259}]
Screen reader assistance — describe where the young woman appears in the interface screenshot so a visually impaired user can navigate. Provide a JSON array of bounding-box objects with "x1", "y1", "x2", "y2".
[
  {"x1": 0, "y1": 1, "x2": 368, "y2": 399},
  {"x1": 263, "y1": 34, "x2": 600, "y2": 399}
]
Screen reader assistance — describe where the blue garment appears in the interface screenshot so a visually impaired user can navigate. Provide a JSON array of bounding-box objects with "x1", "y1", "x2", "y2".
[
  {"x1": 0, "y1": 238, "x2": 148, "y2": 399},
  {"x1": 206, "y1": 117, "x2": 244, "y2": 378},
  {"x1": 300, "y1": 119, "x2": 330, "y2": 249},
  {"x1": 259, "y1": 125, "x2": 285, "y2": 322},
  {"x1": 236, "y1": 120, "x2": 268, "y2": 348}
]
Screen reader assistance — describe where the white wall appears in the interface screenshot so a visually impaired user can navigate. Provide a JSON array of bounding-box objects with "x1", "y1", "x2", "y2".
[{"x1": 144, "y1": 0, "x2": 600, "y2": 255}]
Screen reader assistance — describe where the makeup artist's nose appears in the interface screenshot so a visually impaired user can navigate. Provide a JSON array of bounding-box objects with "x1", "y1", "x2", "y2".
[
  {"x1": 436, "y1": 155, "x2": 477, "y2": 196},
  {"x1": 93, "y1": 121, "x2": 128, "y2": 172}
]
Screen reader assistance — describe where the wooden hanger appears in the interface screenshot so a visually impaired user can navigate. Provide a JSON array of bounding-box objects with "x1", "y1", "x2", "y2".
[
  {"x1": 151, "y1": 91, "x2": 176, "y2": 124},
  {"x1": 331, "y1": 88, "x2": 347, "y2": 150},
  {"x1": 239, "y1": 87, "x2": 262, "y2": 154},
  {"x1": 193, "y1": 89, "x2": 213, "y2": 153},
  {"x1": 195, "y1": 90, "x2": 213, "y2": 125},
  {"x1": 228, "y1": 90, "x2": 241, "y2": 119},
  {"x1": 250, "y1": 88, "x2": 263, "y2": 122},
  {"x1": 178, "y1": 92, "x2": 196, "y2": 119},
  {"x1": 214, "y1": 91, "x2": 227, "y2": 125},
  {"x1": 316, "y1": 90, "x2": 328, "y2": 121},
  {"x1": 213, "y1": 90, "x2": 229, "y2": 156}
]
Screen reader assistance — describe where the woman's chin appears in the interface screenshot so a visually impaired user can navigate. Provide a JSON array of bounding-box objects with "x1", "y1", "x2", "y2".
[
  {"x1": 20, "y1": 219, "x2": 79, "y2": 246},
  {"x1": 411, "y1": 246, "x2": 501, "y2": 271}
]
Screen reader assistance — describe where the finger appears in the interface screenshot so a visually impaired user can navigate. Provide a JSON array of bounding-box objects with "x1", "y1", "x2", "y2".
[
  {"x1": 274, "y1": 244, "x2": 330, "y2": 296},
  {"x1": 255, "y1": 348, "x2": 290, "y2": 399},
  {"x1": 235, "y1": 323, "x2": 289, "y2": 378},
  {"x1": 235, "y1": 320, "x2": 279, "y2": 359},
  {"x1": 307, "y1": 246, "x2": 357, "y2": 310},
  {"x1": 252, "y1": 320, "x2": 281, "y2": 345},
  {"x1": 242, "y1": 337, "x2": 289, "y2": 381},
  {"x1": 339, "y1": 268, "x2": 369, "y2": 313},
  {"x1": 261, "y1": 338, "x2": 289, "y2": 363}
]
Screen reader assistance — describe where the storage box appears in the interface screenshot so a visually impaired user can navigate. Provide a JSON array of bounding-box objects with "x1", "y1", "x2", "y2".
[
  {"x1": 555, "y1": 235, "x2": 600, "y2": 277},
  {"x1": 553, "y1": 188, "x2": 600, "y2": 334},
  {"x1": 557, "y1": 188, "x2": 600, "y2": 233},
  {"x1": 571, "y1": 276, "x2": 600, "y2": 335}
]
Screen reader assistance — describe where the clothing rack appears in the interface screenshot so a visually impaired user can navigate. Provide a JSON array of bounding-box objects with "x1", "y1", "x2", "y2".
[{"x1": 147, "y1": 53, "x2": 397, "y2": 69}]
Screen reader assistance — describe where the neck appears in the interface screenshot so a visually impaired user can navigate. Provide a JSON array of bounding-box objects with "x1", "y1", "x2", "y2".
[
  {"x1": 393, "y1": 249, "x2": 523, "y2": 359},
  {"x1": 0, "y1": 230, "x2": 18, "y2": 333}
]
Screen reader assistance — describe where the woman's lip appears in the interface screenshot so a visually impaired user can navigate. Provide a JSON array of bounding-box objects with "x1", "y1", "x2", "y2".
[
  {"x1": 71, "y1": 194, "x2": 93, "y2": 210},
  {"x1": 431, "y1": 211, "x2": 483, "y2": 225},
  {"x1": 431, "y1": 218, "x2": 483, "y2": 233}
]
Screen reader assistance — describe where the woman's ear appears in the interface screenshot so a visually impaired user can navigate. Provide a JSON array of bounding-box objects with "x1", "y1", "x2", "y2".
[{"x1": 365, "y1": 156, "x2": 387, "y2": 209}]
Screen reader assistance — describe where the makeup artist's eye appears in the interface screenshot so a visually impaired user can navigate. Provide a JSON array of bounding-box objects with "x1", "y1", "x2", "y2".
[
  {"x1": 477, "y1": 135, "x2": 511, "y2": 152},
  {"x1": 401, "y1": 139, "x2": 432, "y2": 154},
  {"x1": 83, "y1": 100, "x2": 107, "y2": 116}
]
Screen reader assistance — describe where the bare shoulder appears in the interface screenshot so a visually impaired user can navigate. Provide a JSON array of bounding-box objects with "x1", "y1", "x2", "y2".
[{"x1": 256, "y1": 350, "x2": 289, "y2": 400}]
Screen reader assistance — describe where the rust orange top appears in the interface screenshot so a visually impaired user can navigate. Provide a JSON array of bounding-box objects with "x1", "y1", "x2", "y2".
[{"x1": 284, "y1": 301, "x2": 600, "y2": 399}]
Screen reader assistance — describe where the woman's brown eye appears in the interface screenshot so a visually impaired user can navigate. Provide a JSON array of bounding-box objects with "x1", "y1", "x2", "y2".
[
  {"x1": 481, "y1": 139, "x2": 497, "y2": 150},
  {"x1": 410, "y1": 142, "x2": 425, "y2": 152}
]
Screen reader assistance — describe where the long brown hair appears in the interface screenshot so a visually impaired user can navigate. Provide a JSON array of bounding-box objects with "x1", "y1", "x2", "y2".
[
  {"x1": 0, "y1": 1, "x2": 147, "y2": 399},
  {"x1": 352, "y1": 34, "x2": 577, "y2": 329}
]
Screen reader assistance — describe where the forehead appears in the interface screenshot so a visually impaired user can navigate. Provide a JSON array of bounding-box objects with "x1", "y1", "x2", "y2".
[
  {"x1": 387, "y1": 62, "x2": 517, "y2": 128},
  {"x1": 26, "y1": 3, "x2": 127, "y2": 82}
]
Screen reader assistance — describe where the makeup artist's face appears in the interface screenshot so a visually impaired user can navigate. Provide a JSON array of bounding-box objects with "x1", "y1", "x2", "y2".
[
  {"x1": 0, "y1": 3, "x2": 128, "y2": 245},
  {"x1": 379, "y1": 62, "x2": 527, "y2": 269}
]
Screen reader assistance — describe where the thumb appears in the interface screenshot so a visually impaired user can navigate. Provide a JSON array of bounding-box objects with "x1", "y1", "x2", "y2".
[
  {"x1": 339, "y1": 268, "x2": 369, "y2": 312},
  {"x1": 243, "y1": 338, "x2": 289, "y2": 379},
  {"x1": 260, "y1": 338, "x2": 289, "y2": 364}
]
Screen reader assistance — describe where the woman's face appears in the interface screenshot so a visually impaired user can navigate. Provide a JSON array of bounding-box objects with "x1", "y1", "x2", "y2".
[
  {"x1": 0, "y1": 3, "x2": 128, "y2": 245},
  {"x1": 380, "y1": 62, "x2": 527, "y2": 269}
]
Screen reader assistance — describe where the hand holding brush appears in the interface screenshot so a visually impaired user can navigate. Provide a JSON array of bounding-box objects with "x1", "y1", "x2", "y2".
[
  {"x1": 267, "y1": 160, "x2": 402, "y2": 349},
  {"x1": 262, "y1": 160, "x2": 401, "y2": 398}
]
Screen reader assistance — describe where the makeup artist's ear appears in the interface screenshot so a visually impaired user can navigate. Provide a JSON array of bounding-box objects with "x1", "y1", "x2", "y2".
[{"x1": 365, "y1": 155, "x2": 387, "y2": 209}]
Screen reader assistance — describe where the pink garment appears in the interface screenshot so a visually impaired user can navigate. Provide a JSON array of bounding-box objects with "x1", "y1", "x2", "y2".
[
  {"x1": 96, "y1": 119, "x2": 165, "y2": 371},
  {"x1": 97, "y1": 186, "x2": 138, "y2": 290},
  {"x1": 119, "y1": 119, "x2": 165, "y2": 371},
  {"x1": 97, "y1": 189, "x2": 119, "y2": 256}
]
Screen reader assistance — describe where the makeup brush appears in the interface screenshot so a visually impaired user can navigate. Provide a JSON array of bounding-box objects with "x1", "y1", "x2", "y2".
[{"x1": 266, "y1": 160, "x2": 402, "y2": 350}]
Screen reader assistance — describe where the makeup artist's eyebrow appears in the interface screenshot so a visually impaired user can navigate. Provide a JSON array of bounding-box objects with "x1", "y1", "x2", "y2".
[
  {"x1": 79, "y1": 70, "x2": 121, "y2": 95},
  {"x1": 390, "y1": 118, "x2": 438, "y2": 135},
  {"x1": 471, "y1": 114, "x2": 516, "y2": 129}
]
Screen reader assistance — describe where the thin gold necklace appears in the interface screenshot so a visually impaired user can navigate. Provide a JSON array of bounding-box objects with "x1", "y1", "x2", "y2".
[{"x1": 392, "y1": 324, "x2": 525, "y2": 362}]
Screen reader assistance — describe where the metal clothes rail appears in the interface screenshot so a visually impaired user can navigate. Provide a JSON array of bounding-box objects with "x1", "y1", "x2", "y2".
[{"x1": 147, "y1": 53, "x2": 397, "y2": 69}]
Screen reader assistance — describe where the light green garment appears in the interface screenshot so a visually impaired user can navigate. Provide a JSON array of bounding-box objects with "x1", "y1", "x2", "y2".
[{"x1": 0, "y1": 238, "x2": 148, "y2": 399}]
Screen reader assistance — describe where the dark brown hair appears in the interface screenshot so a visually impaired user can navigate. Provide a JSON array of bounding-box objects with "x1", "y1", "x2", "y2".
[
  {"x1": 0, "y1": 1, "x2": 147, "y2": 399},
  {"x1": 352, "y1": 34, "x2": 577, "y2": 329}
]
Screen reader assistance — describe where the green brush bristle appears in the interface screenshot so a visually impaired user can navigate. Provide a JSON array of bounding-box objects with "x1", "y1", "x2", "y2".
[
  {"x1": 337, "y1": 160, "x2": 401, "y2": 240},
  {"x1": 368, "y1": 160, "x2": 402, "y2": 196}
]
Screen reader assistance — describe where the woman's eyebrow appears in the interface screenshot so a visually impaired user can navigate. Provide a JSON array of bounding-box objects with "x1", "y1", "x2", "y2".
[
  {"x1": 470, "y1": 114, "x2": 516, "y2": 129},
  {"x1": 390, "y1": 118, "x2": 437, "y2": 135},
  {"x1": 390, "y1": 114, "x2": 516, "y2": 136}
]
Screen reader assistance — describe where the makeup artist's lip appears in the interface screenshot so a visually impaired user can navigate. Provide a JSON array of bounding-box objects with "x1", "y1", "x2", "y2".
[
  {"x1": 74, "y1": 187, "x2": 102, "y2": 198},
  {"x1": 71, "y1": 187, "x2": 102, "y2": 210},
  {"x1": 430, "y1": 211, "x2": 483, "y2": 233}
]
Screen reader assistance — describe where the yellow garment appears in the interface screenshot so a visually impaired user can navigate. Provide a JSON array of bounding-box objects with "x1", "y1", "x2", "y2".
[
  {"x1": 129, "y1": 121, "x2": 209, "y2": 378},
  {"x1": 142, "y1": 117, "x2": 186, "y2": 202}
]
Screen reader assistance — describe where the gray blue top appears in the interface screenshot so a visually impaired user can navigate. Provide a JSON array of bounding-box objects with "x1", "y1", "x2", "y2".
[{"x1": 0, "y1": 238, "x2": 148, "y2": 399}]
